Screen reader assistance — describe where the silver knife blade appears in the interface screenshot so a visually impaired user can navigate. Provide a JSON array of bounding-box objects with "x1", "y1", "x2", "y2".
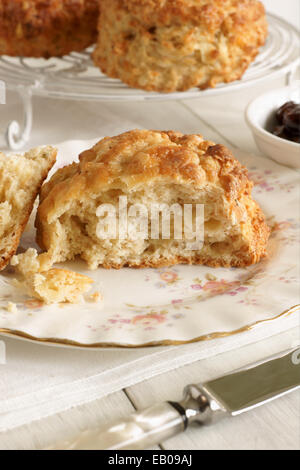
[
  {"x1": 202, "y1": 347, "x2": 300, "y2": 415},
  {"x1": 50, "y1": 347, "x2": 300, "y2": 450}
]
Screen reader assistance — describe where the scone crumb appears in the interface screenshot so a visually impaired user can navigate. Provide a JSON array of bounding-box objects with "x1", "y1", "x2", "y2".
[
  {"x1": 5, "y1": 302, "x2": 18, "y2": 313},
  {"x1": 23, "y1": 269, "x2": 94, "y2": 305},
  {"x1": 11, "y1": 248, "x2": 40, "y2": 275},
  {"x1": 205, "y1": 273, "x2": 217, "y2": 281},
  {"x1": 11, "y1": 247, "x2": 97, "y2": 305},
  {"x1": 11, "y1": 248, "x2": 53, "y2": 276},
  {"x1": 87, "y1": 291, "x2": 103, "y2": 303}
]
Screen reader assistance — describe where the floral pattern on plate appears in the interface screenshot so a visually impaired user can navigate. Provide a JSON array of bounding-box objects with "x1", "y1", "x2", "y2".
[{"x1": 0, "y1": 141, "x2": 299, "y2": 347}]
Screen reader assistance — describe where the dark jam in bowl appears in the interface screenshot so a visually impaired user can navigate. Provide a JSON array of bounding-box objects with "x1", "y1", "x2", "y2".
[{"x1": 272, "y1": 101, "x2": 300, "y2": 143}]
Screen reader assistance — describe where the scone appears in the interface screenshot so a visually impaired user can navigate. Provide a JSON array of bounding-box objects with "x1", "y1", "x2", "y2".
[
  {"x1": 11, "y1": 248, "x2": 94, "y2": 304},
  {"x1": 35, "y1": 130, "x2": 270, "y2": 269},
  {"x1": 0, "y1": 146, "x2": 57, "y2": 271},
  {"x1": 93, "y1": 0, "x2": 268, "y2": 92},
  {"x1": 0, "y1": 0, "x2": 99, "y2": 58}
]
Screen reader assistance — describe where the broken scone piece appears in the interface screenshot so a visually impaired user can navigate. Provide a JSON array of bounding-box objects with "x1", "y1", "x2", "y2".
[
  {"x1": 0, "y1": 146, "x2": 57, "y2": 271},
  {"x1": 11, "y1": 247, "x2": 52, "y2": 276},
  {"x1": 36, "y1": 130, "x2": 270, "y2": 269},
  {"x1": 11, "y1": 248, "x2": 94, "y2": 305},
  {"x1": 21, "y1": 268, "x2": 94, "y2": 305}
]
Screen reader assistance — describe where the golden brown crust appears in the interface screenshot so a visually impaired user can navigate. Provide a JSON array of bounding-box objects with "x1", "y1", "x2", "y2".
[
  {"x1": 0, "y1": 0, "x2": 99, "y2": 58},
  {"x1": 38, "y1": 130, "x2": 250, "y2": 214},
  {"x1": 36, "y1": 130, "x2": 270, "y2": 269},
  {"x1": 120, "y1": 0, "x2": 263, "y2": 27},
  {"x1": 93, "y1": 0, "x2": 268, "y2": 92},
  {"x1": 0, "y1": 222, "x2": 24, "y2": 271}
]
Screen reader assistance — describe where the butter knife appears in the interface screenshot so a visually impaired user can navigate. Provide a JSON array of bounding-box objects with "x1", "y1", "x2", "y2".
[{"x1": 52, "y1": 347, "x2": 300, "y2": 450}]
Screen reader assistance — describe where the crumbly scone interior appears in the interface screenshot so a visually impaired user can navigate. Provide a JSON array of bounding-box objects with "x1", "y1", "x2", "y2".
[
  {"x1": 11, "y1": 247, "x2": 53, "y2": 276},
  {"x1": 0, "y1": 147, "x2": 56, "y2": 270},
  {"x1": 41, "y1": 181, "x2": 258, "y2": 269},
  {"x1": 11, "y1": 248, "x2": 94, "y2": 305},
  {"x1": 22, "y1": 269, "x2": 94, "y2": 305}
]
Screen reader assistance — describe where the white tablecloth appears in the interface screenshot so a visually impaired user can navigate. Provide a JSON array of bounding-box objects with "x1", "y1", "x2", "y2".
[{"x1": 1, "y1": 310, "x2": 298, "y2": 432}]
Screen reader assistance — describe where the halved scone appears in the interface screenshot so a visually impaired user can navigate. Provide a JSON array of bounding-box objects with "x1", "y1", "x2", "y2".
[
  {"x1": 0, "y1": 146, "x2": 57, "y2": 270},
  {"x1": 35, "y1": 130, "x2": 270, "y2": 269}
]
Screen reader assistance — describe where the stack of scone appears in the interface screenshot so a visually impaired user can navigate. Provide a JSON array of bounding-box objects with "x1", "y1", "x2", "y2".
[{"x1": 0, "y1": 0, "x2": 268, "y2": 92}]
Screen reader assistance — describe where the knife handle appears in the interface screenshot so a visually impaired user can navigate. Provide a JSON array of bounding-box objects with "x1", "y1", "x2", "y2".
[
  {"x1": 58, "y1": 402, "x2": 185, "y2": 450},
  {"x1": 50, "y1": 385, "x2": 225, "y2": 450}
]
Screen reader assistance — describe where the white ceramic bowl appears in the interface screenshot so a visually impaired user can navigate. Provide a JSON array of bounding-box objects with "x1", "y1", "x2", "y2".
[{"x1": 245, "y1": 83, "x2": 300, "y2": 169}]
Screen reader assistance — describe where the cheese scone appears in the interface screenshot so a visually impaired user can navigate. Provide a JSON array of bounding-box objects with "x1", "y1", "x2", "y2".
[
  {"x1": 0, "y1": 146, "x2": 57, "y2": 271},
  {"x1": 0, "y1": 0, "x2": 99, "y2": 58},
  {"x1": 93, "y1": 0, "x2": 268, "y2": 92},
  {"x1": 35, "y1": 130, "x2": 269, "y2": 270}
]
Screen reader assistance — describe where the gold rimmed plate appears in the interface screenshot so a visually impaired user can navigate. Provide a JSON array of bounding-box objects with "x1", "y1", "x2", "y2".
[{"x1": 0, "y1": 140, "x2": 299, "y2": 349}]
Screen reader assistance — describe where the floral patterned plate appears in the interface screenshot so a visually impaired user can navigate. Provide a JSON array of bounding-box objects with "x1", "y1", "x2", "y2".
[{"x1": 0, "y1": 139, "x2": 299, "y2": 348}]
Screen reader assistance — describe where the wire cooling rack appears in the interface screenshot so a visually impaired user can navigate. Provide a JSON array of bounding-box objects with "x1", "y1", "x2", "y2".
[{"x1": 0, "y1": 13, "x2": 299, "y2": 150}]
